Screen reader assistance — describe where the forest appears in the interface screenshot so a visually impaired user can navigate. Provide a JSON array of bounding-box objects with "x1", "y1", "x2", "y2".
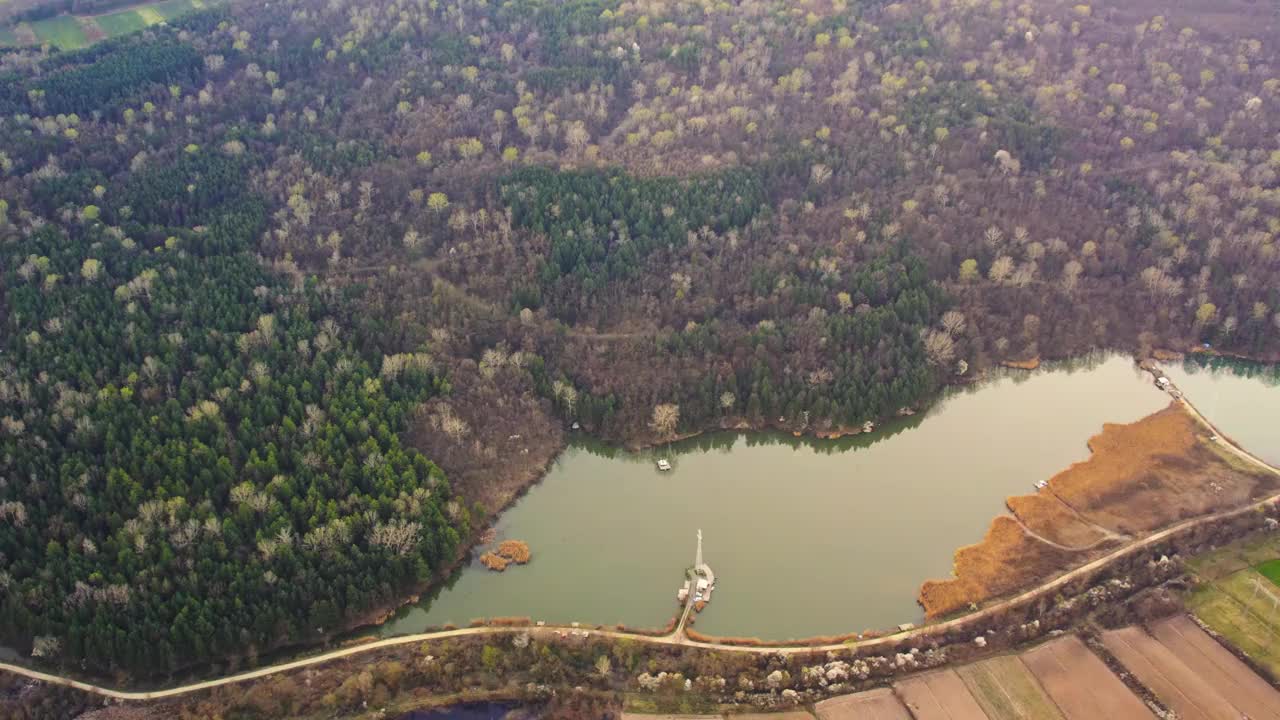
[{"x1": 0, "y1": 0, "x2": 1276, "y2": 681}]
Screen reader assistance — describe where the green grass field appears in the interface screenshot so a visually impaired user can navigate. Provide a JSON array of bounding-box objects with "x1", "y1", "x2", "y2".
[
  {"x1": 94, "y1": 8, "x2": 149, "y2": 36},
  {"x1": 1189, "y1": 577, "x2": 1280, "y2": 678},
  {"x1": 1186, "y1": 532, "x2": 1280, "y2": 679},
  {"x1": 1, "y1": 0, "x2": 205, "y2": 47},
  {"x1": 30, "y1": 15, "x2": 88, "y2": 49},
  {"x1": 1187, "y1": 532, "x2": 1280, "y2": 580},
  {"x1": 1256, "y1": 558, "x2": 1280, "y2": 586},
  {"x1": 151, "y1": 0, "x2": 200, "y2": 19}
]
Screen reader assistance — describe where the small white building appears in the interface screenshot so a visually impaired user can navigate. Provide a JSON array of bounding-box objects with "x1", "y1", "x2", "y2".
[{"x1": 1156, "y1": 376, "x2": 1171, "y2": 388}]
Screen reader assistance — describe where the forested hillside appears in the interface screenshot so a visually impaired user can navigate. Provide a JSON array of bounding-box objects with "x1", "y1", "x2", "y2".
[{"x1": 0, "y1": 0, "x2": 1276, "y2": 677}]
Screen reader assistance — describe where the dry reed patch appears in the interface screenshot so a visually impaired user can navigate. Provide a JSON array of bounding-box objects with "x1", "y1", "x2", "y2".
[
  {"x1": 1006, "y1": 493, "x2": 1109, "y2": 549},
  {"x1": 1046, "y1": 404, "x2": 1274, "y2": 534},
  {"x1": 919, "y1": 516, "x2": 1079, "y2": 618},
  {"x1": 479, "y1": 540, "x2": 532, "y2": 571},
  {"x1": 1000, "y1": 357, "x2": 1041, "y2": 370},
  {"x1": 479, "y1": 552, "x2": 509, "y2": 571},
  {"x1": 921, "y1": 403, "x2": 1277, "y2": 619}
]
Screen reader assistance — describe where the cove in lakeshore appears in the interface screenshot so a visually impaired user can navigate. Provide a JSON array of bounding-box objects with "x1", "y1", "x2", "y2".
[{"x1": 380, "y1": 353, "x2": 1186, "y2": 641}]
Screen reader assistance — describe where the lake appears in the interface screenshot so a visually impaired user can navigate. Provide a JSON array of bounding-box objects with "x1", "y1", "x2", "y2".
[
  {"x1": 380, "y1": 354, "x2": 1172, "y2": 640},
  {"x1": 1162, "y1": 356, "x2": 1280, "y2": 466}
]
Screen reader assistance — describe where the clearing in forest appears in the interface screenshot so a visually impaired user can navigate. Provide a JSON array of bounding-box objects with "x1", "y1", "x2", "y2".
[
  {"x1": 956, "y1": 655, "x2": 1064, "y2": 720},
  {"x1": 1019, "y1": 636, "x2": 1152, "y2": 719},
  {"x1": 93, "y1": 8, "x2": 147, "y2": 35},
  {"x1": 28, "y1": 14, "x2": 87, "y2": 48},
  {"x1": 0, "y1": 0, "x2": 203, "y2": 47}
]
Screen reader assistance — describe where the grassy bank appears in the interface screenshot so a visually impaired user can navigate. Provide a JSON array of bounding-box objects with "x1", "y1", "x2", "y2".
[{"x1": 1186, "y1": 532, "x2": 1280, "y2": 678}]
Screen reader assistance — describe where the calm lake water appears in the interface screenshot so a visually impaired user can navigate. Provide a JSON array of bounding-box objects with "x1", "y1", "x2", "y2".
[
  {"x1": 1163, "y1": 357, "x2": 1280, "y2": 466},
  {"x1": 380, "y1": 354, "x2": 1170, "y2": 640}
]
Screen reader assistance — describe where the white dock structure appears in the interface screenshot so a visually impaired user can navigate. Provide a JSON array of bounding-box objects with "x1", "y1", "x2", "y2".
[
  {"x1": 675, "y1": 529, "x2": 717, "y2": 605},
  {"x1": 694, "y1": 529, "x2": 716, "y2": 603}
]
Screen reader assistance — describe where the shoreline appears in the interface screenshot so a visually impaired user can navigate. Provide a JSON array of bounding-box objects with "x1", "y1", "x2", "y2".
[
  {"x1": 4, "y1": 451, "x2": 1278, "y2": 700},
  {"x1": 10, "y1": 349, "x2": 1274, "y2": 687},
  {"x1": 256, "y1": 349, "x2": 1280, "y2": 644}
]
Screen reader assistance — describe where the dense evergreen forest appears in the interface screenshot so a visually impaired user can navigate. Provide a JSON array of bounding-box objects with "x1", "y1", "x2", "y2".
[{"x1": 0, "y1": 0, "x2": 1276, "y2": 680}]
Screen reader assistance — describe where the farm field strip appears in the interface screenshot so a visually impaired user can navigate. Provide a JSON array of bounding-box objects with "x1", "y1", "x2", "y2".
[
  {"x1": 956, "y1": 655, "x2": 1065, "y2": 720},
  {"x1": 1149, "y1": 615, "x2": 1280, "y2": 720},
  {"x1": 1188, "y1": 583, "x2": 1280, "y2": 678},
  {"x1": 892, "y1": 668, "x2": 988, "y2": 720},
  {"x1": 1100, "y1": 626, "x2": 1236, "y2": 720},
  {"x1": 1019, "y1": 636, "x2": 1153, "y2": 719},
  {"x1": 812, "y1": 687, "x2": 912, "y2": 720}
]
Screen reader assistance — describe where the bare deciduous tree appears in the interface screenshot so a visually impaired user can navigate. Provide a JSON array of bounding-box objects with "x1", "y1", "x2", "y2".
[{"x1": 651, "y1": 403, "x2": 680, "y2": 438}]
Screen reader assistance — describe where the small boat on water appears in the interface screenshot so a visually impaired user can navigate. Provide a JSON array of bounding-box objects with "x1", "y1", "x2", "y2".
[
  {"x1": 1035, "y1": 480, "x2": 1048, "y2": 490},
  {"x1": 656, "y1": 459, "x2": 672, "y2": 471}
]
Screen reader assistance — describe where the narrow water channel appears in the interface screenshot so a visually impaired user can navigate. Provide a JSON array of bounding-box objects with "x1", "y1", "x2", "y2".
[
  {"x1": 380, "y1": 354, "x2": 1170, "y2": 640},
  {"x1": 1162, "y1": 357, "x2": 1280, "y2": 467}
]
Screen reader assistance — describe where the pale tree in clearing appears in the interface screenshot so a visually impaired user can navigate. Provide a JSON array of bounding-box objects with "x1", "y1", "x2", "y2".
[
  {"x1": 988, "y1": 255, "x2": 1015, "y2": 283},
  {"x1": 565, "y1": 121, "x2": 590, "y2": 153},
  {"x1": 940, "y1": 310, "x2": 966, "y2": 336},
  {"x1": 80, "y1": 258, "x2": 102, "y2": 281},
  {"x1": 403, "y1": 228, "x2": 421, "y2": 249},
  {"x1": 923, "y1": 330, "x2": 956, "y2": 367},
  {"x1": 651, "y1": 403, "x2": 680, "y2": 438},
  {"x1": 1062, "y1": 260, "x2": 1083, "y2": 290},
  {"x1": 368, "y1": 519, "x2": 422, "y2": 556},
  {"x1": 719, "y1": 391, "x2": 736, "y2": 410},
  {"x1": 552, "y1": 380, "x2": 578, "y2": 414}
]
